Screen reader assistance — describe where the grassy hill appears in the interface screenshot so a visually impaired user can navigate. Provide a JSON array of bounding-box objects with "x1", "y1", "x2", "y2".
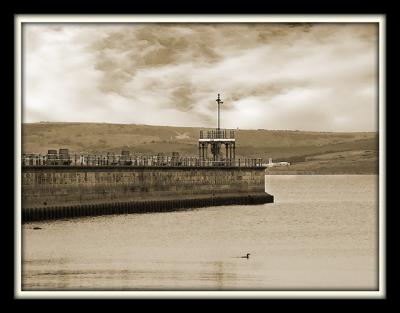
[
  {"x1": 266, "y1": 150, "x2": 378, "y2": 175},
  {"x1": 22, "y1": 122, "x2": 378, "y2": 174}
]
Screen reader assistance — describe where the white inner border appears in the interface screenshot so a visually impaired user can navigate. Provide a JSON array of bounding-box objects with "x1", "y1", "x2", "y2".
[{"x1": 14, "y1": 14, "x2": 386, "y2": 299}]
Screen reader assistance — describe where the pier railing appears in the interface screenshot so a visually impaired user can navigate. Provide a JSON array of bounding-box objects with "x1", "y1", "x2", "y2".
[{"x1": 21, "y1": 154, "x2": 264, "y2": 167}]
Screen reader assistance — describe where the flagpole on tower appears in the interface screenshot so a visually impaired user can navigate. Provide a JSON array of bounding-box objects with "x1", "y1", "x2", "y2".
[{"x1": 216, "y1": 93, "x2": 223, "y2": 131}]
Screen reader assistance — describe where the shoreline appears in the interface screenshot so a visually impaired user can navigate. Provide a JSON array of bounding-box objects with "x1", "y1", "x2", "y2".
[{"x1": 266, "y1": 171, "x2": 378, "y2": 175}]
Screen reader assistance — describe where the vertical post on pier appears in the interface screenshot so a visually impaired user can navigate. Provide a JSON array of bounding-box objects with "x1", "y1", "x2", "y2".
[
  {"x1": 199, "y1": 143, "x2": 201, "y2": 159},
  {"x1": 216, "y1": 93, "x2": 223, "y2": 131},
  {"x1": 225, "y1": 144, "x2": 228, "y2": 165},
  {"x1": 229, "y1": 144, "x2": 231, "y2": 165}
]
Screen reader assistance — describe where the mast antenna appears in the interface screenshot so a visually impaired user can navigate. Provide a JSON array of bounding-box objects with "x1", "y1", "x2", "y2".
[{"x1": 216, "y1": 93, "x2": 223, "y2": 130}]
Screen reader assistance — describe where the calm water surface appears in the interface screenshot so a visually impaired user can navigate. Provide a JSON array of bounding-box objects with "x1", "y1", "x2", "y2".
[{"x1": 22, "y1": 175, "x2": 378, "y2": 290}]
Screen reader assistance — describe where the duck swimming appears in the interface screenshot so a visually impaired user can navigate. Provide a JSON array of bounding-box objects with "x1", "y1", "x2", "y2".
[{"x1": 241, "y1": 253, "x2": 250, "y2": 259}]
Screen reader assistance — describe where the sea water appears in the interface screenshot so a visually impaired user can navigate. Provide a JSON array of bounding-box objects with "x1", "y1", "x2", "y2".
[{"x1": 22, "y1": 175, "x2": 378, "y2": 290}]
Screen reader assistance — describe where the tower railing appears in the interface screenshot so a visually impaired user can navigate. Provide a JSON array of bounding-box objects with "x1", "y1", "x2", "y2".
[{"x1": 199, "y1": 129, "x2": 235, "y2": 139}]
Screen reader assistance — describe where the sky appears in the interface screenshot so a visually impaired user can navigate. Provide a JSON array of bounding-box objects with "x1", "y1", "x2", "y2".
[{"x1": 22, "y1": 23, "x2": 378, "y2": 131}]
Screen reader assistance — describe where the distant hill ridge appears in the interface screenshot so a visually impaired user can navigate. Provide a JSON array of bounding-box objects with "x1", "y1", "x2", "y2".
[{"x1": 22, "y1": 122, "x2": 378, "y2": 173}]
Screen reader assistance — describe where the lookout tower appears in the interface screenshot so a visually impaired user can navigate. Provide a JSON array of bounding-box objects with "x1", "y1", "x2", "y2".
[{"x1": 199, "y1": 94, "x2": 236, "y2": 165}]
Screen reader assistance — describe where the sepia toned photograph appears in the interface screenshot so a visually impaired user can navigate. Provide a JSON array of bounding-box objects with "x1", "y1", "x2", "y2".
[{"x1": 16, "y1": 15, "x2": 385, "y2": 299}]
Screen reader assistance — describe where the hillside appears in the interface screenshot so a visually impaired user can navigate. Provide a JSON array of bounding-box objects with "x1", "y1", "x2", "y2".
[
  {"x1": 266, "y1": 150, "x2": 378, "y2": 175},
  {"x1": 22, "y1": 122, "x2": 379, "y2": 174}
]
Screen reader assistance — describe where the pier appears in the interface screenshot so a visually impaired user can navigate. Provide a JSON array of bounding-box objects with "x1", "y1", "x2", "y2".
[
  {"x1": 21, "y1": 94, "x2": 274, "y2": 222},
  {"x1": 22, "y1": 165, "x2": 272, "y2": 222}
]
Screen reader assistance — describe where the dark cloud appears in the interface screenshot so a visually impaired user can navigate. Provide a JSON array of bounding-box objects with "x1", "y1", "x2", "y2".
[
  {"x1": 169, "y1": 83, "x2": 196, "y2": 112},
  {"x1": 91, "y1": 24, "x2": 223, "y2": 95}
]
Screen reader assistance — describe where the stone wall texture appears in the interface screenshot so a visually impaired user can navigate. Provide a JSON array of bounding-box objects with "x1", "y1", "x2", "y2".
[{"x1": 22, "y1": 166, "x2": 268, "y2": 209}]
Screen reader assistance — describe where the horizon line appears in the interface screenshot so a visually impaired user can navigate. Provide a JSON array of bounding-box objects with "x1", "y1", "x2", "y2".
[{"x1": 22, "y1": 121, "x2": 378, "y2": 133}]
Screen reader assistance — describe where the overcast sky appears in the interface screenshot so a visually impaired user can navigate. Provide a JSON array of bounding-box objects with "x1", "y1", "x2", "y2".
[{"x1": 22, "y1": 23, "x2": 378, "y2": 131}]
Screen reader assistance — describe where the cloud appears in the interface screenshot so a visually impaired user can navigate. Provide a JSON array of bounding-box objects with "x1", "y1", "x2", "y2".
[{"x1": 22, "y1": 23, "x2": 378, "y2": 131}]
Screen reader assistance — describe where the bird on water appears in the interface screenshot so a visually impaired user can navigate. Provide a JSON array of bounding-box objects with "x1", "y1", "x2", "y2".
[{"x1": 241, "y1": 253, "x2": 251, "y2": 259}]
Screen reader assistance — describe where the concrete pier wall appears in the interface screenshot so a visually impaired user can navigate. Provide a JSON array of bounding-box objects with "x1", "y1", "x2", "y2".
[{"x1": 21, "y1": 166, "x2": 273, "y2": 221}]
